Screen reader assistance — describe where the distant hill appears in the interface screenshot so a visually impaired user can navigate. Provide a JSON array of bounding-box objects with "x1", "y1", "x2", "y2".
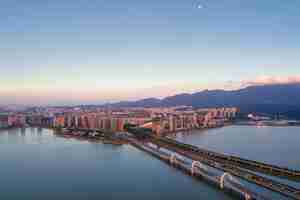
[{"x1": 110, "y1": 84, "x2": 300, "y2": 119}]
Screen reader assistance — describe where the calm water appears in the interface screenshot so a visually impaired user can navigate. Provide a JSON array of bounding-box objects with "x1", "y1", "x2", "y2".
[
  {"x1": 0, "y1": 128, "x2": 234, "y2": 200},
  {"x1": 174, "y1": 125, "x2": 300, "y2": 171},
  {"x1": 173, "y1": 125, "x2": 300, "y2": 199}
]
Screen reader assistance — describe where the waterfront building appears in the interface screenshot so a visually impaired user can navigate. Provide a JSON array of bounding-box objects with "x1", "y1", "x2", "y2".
[
  {"x1": 116, "y1": 118, "x2": 125, "y2": 132},
  {"x1": 50, "y1": 106, "x2": 238, "y2": 135},
  {"x1": 0, "y1": 114, "x2": 9, "y2": 128},
  {"x1": 27, "y1": 115, "x2": 43, "y2": 126},
  {"x1": 41, "y1": 117, "x2": 54, "y2": 127},
  {"x1": 54, "y1": 115, "x2": 65, "y2": 127}
]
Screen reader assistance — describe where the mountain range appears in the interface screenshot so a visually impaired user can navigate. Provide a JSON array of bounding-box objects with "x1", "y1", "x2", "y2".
[{"x1": 110, "y1": 83, "x2": 300, "y2": 119}]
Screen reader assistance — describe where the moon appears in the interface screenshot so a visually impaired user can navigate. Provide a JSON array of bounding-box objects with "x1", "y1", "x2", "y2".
[{"x1": 198, "y1": 4, "x2": 203, "y2": 9}]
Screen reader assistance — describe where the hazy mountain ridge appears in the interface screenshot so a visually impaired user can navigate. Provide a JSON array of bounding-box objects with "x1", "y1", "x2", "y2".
[{"x1": 111, "y1": 84, "x2": 300, "y2": 118}]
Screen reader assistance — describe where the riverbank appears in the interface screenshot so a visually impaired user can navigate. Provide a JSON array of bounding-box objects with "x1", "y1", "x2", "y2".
[
  {"x1": 234, "y1": 120, "x2": 300, "y2": 127},
  {"x1": 161, "y1": 122, "x2": 234, "y2": 137},
  {"x1": 54, "y1": 128, "x2": 128, "y2": 145},
  {"x1": 0, "y1": 125, "x2": 27, "y2": 130}
]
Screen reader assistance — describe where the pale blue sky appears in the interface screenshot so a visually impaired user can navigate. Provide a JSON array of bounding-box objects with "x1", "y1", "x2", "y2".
[{"x1": 1, "y1": 0, "x2": 300, "y2": 105}]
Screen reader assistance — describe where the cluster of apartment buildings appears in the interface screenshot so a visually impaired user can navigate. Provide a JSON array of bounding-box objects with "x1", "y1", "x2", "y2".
[
  {"x1": 0, "y1": 107, "x2": 238, "y2": 135},
  {"x1": 0, "y1": 114, "x2": 26, "y2": 129},
  {"x1": 50, "y1": 107, "x2": 238, "y2": 134},
  {"x1": 147, "y1": 107, "x2": 238, "y2": 135},
  {"x1": 53, "y1": 111, "x2": 152, "y2": 132}
]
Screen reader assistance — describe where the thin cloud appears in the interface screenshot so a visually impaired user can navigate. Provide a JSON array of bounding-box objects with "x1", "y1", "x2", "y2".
[{"x1": 242, "y1": 75, "x2": 300, "y2": 87}]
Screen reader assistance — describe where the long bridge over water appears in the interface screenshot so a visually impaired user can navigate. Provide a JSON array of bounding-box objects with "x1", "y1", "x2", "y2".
[
  {"x1": 59, "y1": 127, "x2": 300, "y2": 200},
  {"x1": 129, "y1": 138, "x2": 269, "y2": 200},
  {"x1": 149, "y1": 136, "x2": 300, "y2": 200},
  {"x1": 157, "y1": 136, "x2": 300, "y2": 181}
]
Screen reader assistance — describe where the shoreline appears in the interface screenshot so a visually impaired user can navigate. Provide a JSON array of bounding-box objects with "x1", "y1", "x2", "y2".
[
  {"x1": 162, "y1": 123, "x2": 234, "y2": 136},
  {"x1": 234, "y1": 120, "x2": 300, "y2": 127}
]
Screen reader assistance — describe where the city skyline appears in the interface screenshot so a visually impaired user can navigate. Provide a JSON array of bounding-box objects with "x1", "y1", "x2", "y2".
[{"x1": 1, "y1": 0, "x2": 300, "y2": 105}]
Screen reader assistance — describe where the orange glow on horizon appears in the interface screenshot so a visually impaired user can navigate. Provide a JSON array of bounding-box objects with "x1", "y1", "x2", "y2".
[{"x1": 1, "y1": 75, "x2": 300, "y2": 105}]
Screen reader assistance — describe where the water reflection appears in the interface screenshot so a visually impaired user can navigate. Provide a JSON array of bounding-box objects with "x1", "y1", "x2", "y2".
[
  {"x1": 30, "y1": 127, "x2": 35, "y2": 135},
  {"x1": 175, "y1": 125, "x2": 300, "y2": 191},
  {"x1": 37, "y1": 127, "x2": 42, "y2": 135},
  {"x1": 175, "y1": 125, "x2": 300, "y2": 170},
  {"x1": 21, "y1": 128, "x2": 26, "y2": 136},
  {"x1": 8, "y1": 128, "x2": 18, "y2": 135},
  {"x1": 0, "y1": 128, "x2": 235, "y2": 200}
]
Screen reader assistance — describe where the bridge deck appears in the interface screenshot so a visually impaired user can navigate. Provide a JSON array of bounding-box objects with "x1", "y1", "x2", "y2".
[
  {"x1": 153, "y1": 137, "x2": 300, "y2": 200},
  {"x1": 161, "y1": 136, "x2": 300, "y2": 181},
  {"x1": 129, "y1": 137, "x2": 271, "y2": 200}
]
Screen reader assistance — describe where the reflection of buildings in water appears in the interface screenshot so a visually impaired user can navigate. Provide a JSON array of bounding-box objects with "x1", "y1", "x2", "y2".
[
  {"x1": 30, "y1": 127, "x2": 35, "y2": 135},
  {"x1": 37, "y1": 127, "x2": 42, "y2": 135},
  {"x1": 21, "y1": 128, "x2": 26, "y2": 136},
  {"x1": 8, "y1": 128, "x2": 18, "y2": 135}
]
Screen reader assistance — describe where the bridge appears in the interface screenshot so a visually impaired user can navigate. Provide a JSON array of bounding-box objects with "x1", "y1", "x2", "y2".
[
  {"x1": 129, "y1": 138, "x2": 271, "y2": 200},
  {"x1": 150, "y1": 136, "x2": 300, "y2": 200},
  {"x1": 58, "y1": 127, "x2": 300, "y2": 199},
  {"x1": 156, "y1": 136, "x2": 300, "y2": 181}
]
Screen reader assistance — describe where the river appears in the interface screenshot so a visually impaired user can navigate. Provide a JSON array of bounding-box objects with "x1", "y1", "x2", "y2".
[
  {"x1": 172, "y1": 125, "x2": 300, "y2": 199},
  {"x1": 1, "y1": 126, "x2": 299, "y2": 200},
  {"x1": 172, "y1": 125, "x2": 300, "y2": 171},
  {"x1": 0, "y1": 128, "x2": 234, "y2": 200}
]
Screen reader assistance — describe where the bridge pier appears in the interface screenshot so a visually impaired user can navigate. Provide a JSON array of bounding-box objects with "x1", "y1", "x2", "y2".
[
  {"x1": 170, "y1": 154, "x2": 177, "y2": 165},
  {"x1": 191, "y1": 161, "x2": 205, "y2": 176},
  {"x1": 220, "y1": 172, "x2": 230, "y2": 189},
  {"x1": 220, "y1": 173, "x2": 252, "y2": 200}
]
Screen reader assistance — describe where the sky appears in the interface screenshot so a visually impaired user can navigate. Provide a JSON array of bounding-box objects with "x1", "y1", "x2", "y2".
[{"x1": 1, "y1": 0, "x2": 300, "y2": 105}]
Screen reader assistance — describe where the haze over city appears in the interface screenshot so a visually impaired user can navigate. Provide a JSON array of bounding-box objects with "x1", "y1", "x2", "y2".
[
  {"x1": 1, "y1": 0, "x2": 300, "y2": 105},
  {"x1": 2, "y1": 1, "x2": 300, "y2": 200}
]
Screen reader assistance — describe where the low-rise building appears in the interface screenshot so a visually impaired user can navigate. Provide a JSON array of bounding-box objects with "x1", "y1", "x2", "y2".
[{"x1": 0, "y1": 114, "x2": 9, "y2": 128}]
